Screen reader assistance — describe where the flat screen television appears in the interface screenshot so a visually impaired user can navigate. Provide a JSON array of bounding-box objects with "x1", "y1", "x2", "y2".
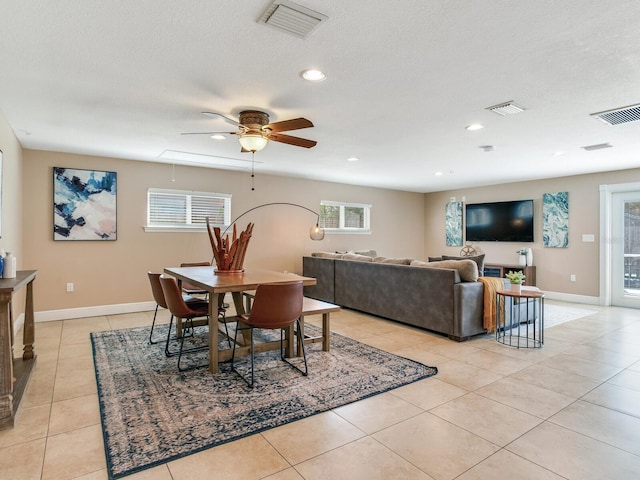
[{"x1": 465, "y1": 199, "x2": 534, "y2": 242}]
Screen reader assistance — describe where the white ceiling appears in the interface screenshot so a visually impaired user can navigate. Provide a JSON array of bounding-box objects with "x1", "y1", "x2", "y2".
[{"x1": 1, "y1": 0, "x2": 639, "y2": 193}]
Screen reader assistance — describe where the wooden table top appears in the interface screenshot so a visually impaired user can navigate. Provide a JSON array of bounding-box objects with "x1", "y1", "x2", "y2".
[{"x1": 163, "y1": 266, "x2": 316, "y2": 294}]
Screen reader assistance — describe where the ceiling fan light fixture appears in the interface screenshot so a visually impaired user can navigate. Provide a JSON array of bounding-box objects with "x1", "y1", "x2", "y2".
[
  {"x1": 300, "y1": 68, "x2": 327, "y2": 82},
  {"x1": 238, "y1": 133, "x2": 268, "y2": 152}
]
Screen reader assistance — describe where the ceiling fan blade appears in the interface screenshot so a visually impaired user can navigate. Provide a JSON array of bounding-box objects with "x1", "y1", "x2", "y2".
[
  {"x1": 201, "y1": 112, "x2": 239, "y2": 125},
  {"x1": 265, "y1": 118, "x2": 314, "y2": 133},
  {"x1": 181, "y1": 131, "x2": 237, "y2": 136},
  {"x1": 267, "y1": 133, "x2": 317, "y2": 148}
]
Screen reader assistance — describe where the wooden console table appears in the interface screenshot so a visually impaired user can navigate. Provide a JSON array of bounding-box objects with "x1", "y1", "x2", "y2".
[
  {"x1": 0, "y1": 270, "x2": 37, "y2": 430},
  {"x1": 484, "y1": 263, "x2": 536, "y2": 286}
]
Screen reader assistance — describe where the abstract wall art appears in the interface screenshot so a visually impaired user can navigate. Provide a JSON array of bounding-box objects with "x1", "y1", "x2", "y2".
[
  {"x1": 543, "y1": 191, "x2": 568, "y2": 248},
  {"x1": 53, "y1": 167, "x2": 117, "y2": 241},
  {"x1": 445, "y1": 201, "x2": 463, "y2": 246}
]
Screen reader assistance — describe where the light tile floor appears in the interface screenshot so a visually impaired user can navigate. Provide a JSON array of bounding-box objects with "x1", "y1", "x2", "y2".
[{"x1": 2, "y1": 301, "x2": 640, "y2": 479}]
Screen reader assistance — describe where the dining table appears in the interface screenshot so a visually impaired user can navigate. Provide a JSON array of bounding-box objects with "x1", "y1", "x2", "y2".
[{"x1": 163, "y1": 266, "x2": 316, "y2": 373}]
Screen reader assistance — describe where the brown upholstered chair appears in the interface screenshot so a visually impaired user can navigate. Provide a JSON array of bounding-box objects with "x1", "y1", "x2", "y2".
[
  {"x1": 147, "y1": 272, "x2": 208, "y2": 347},
  {"x1": 231, "y1": 281, "x2": 306, "y2": 387},
  {"x1": 160, "y1": 275, "x2": 216, "y2": 371}
]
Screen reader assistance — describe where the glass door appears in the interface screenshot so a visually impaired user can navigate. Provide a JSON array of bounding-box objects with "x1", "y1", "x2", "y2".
[{"x1": 611, "y1": 191, "x2": 640, "y2": 308}]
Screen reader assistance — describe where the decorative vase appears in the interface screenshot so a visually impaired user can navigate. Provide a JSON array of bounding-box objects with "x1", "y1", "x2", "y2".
[
  {"x1": 518, "y1": 255, "x2": 526, "y2": 266},
  {"x1": 526, "y1": 248, "x2": 533, "y2": 266},
  {"x1": 510, "y1": 283, "x2": 522, "y2": 293}
]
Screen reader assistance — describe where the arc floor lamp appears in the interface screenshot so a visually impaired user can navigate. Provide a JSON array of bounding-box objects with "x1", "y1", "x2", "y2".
[{"x1": 222, "y1": 202, "x2": 325, "y2": 241}]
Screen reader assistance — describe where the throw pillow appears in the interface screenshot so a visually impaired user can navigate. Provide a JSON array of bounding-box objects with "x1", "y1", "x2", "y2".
[
  {"x1": 411, "y1": 259, "x2": 479, "y2": 282},
  {"x1": 442, "y1": 254, "x2": 485, "y2": 276},
  {"x1": 374, "y1": 257, "x2": 413, "y2": 265},
  {"x1": 311, "y1": 252, "x2": 343, "y2": 258},
  {"x1": 341, "y1": 253, "x2": 374, "y2": 262},
  {"x1": 350, "y1": 249, "x2": 378, "y2": 257}
]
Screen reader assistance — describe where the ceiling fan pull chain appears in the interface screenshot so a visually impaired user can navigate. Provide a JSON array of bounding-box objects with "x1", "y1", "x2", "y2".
[{"x1": 251, "y1": 151, "x2": 255, "y2": 191}]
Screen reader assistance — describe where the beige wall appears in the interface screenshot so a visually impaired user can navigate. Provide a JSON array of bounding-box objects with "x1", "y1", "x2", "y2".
[
  {"x1": 0, "y1": 111, "x2": 25, "y2": 316},
  {"x1": 424, "y1": 169, "x2": 640, "y2": 298},
  {"x1": 22, "y1": 150, "x2": 425, "y2": 312}
]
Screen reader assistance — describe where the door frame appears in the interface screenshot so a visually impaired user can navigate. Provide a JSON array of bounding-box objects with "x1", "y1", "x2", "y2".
[{"x1": 599, "y1": 181, "x2": 640, "y2": 306}]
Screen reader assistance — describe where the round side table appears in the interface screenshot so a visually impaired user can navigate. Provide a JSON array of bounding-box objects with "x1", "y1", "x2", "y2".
[{"x1": 495, "y1": 287, "x2": 544, "y2": 348}]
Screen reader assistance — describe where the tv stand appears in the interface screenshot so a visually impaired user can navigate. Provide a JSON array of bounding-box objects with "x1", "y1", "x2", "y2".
[{"x1": 484, "y1": 263, "x2": 536, "y2": 286}]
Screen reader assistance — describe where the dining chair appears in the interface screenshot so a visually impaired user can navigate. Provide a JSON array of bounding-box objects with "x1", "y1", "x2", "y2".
[
  {"x1": 147, "y1": 272, "x2": 208, "y2": 345},
  {"x1": 231, "y1": 281, "x2": 306, "y2": 388},
  {"x1": 159, "y1": 275, "x2": 216, "y2": 371}
]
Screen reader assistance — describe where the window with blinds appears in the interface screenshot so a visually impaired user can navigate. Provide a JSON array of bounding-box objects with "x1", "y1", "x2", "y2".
[
  {"x1": 145, "y1": 188, "x2": 231, "y2": 232},
  {"x1": 319, "y1": 200, "x2": 371, "y2": 234}
]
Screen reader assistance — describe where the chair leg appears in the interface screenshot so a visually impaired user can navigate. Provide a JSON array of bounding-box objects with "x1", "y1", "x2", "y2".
[
  {"x1": 177, "y1": 317, "x2": 210, "y2": 372},
  {"x1": 231, "y1": 325, "x2": 256, "y2": 388},
  {"x1": 281, "y1": 319, "x2": 308, "y2": 376},
  {"x1": 149, "y1": 304, "x2": 159, "y2": 344},
  {"x1": 165, "y1": 314, "x2": 176, "y2": 357}
]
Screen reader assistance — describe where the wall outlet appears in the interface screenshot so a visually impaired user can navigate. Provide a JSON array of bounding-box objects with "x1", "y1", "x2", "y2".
[
  {"x1": 570, "y1": 274, "x2": 576, "y2": 282},
  {"x1": 66, "y1": 282, "x2": 74, "y2": 292}
]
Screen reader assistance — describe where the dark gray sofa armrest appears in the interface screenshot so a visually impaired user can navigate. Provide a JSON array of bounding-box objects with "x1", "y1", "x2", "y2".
[
  {"x1": 451, "y1": 282, "x2": 485, "y2": 341},
  {"x1": 302, "y1": 256, "x2": 335, "y2": 303}
]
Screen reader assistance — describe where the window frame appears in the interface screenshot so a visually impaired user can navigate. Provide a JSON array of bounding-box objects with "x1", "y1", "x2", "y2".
[
  {"x1": 144, "y1": 188, "x2": 231, "y2": 232},
  {"x1": 319, "y1": 200, "x2": 372, "y2": 234}
]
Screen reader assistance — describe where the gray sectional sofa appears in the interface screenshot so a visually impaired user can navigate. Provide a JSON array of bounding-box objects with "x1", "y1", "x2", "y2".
[{"x1": 302, "y1": 253, "x2": 487, "y2": 341}]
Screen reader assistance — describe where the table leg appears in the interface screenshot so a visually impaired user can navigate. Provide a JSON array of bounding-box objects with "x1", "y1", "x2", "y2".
[
  {"x1": 23, "y1": 281, "x2": 35, "y2": 360},
  {"x1": 322, "y1": 313, "x2": 330, "y2": 351},
  {"x1": 0, "y1": 292, "x2": 13, "y2": 427},
  {"x1": 208, "y1": 293, "x2": 221, "y2": 373}
]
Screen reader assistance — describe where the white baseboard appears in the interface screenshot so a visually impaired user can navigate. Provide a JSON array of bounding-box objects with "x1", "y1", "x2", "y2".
[
  {"x1": 542, "y1": 291, "x2": 600, "y2": 305},
  {"x1": 34, "y1": 301, "x2": 156, "y2": 323}
]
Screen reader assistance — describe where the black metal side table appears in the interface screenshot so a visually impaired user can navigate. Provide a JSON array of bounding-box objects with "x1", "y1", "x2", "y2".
[{"x1": 495, "y1": 287, "x2": 544, "y2": 348}]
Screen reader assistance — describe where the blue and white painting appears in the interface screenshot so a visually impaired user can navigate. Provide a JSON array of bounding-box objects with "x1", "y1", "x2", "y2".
[
  {"x1": 445, "y1": 201, "x2": 463, "y2": 246},
  {"x1": 54, "y1": 167, "x2": 117, "y2": 240},
  {"x1": 543, "y1": 192, "x2": 568, "y2": 247}
]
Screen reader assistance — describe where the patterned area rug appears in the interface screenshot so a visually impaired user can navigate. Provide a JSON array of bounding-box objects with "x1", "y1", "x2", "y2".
[
  {"x1": 544, "y1": 304, "x2": 597, "y2": 328},
  {"x1": 91, "y1": 325, "x2": 437, "y2": 479}
]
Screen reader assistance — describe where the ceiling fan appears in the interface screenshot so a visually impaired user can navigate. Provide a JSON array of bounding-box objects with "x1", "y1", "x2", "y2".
[{"x1": 181, "y1": 110, "x2": 317, "y2": 152}]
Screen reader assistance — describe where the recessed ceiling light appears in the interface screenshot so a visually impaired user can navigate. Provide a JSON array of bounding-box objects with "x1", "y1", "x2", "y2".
[
  {"x1": 435, "y1": 171, "x2": 444, "y2": 176},
  {"x1": 347, "y1": 157, "x2": 359, "y2": 162},
  {"x1": 465, "y1": 124, "x2": 484, "y2": 131},
  {"x1": 552, "y1": 151, "x2": 566, "y2": 157},
  {"x1": 210, "y1": 134, "x2": 226, "y2": 140},
  {"x1": 300, "y1": 69, "x2": 327, "y2": 82}
]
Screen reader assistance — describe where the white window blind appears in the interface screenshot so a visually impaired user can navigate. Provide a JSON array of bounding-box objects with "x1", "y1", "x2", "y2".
[
  {"x1": 145, "y1": 188, "x2": 231, "y2": 232},
  {"x1": 319, "y1": 200, "x2": 371, "y2": 234}
]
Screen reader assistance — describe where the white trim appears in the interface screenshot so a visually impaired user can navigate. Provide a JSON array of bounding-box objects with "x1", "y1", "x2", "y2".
[
  {"x1": 599, "y1": 181, "x2": 640, "y2": 306},
  {"x1": 542, "y1": 291, "x2": 600, "y2": 305},
  {"x1": 34, "y1": 301, "x2": 156, "y2": 323}
]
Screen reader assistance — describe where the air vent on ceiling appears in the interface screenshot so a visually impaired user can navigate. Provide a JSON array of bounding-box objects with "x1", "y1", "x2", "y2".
[
  {"x1": 259, "y1": 1, "x2": 328, "y2": 39},
  {"x1": 581, "y1": 142, "x2": 613, "y2": 151},
  {"x1": 486, "y1": 101, "x2": 525, "y2": 116},
  {"x1": 591, "y1": 103, "x2": 640, "y2": 126}
]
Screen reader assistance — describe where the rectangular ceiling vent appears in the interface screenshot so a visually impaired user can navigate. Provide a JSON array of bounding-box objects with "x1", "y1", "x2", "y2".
[
  {"x1": 581, "y1": 142, "x2": 613, "y2": 151},
  {"x1": 486, "y1": 101, "x2": 525, "y2": 116},
  {"x1": 259, "y1": 1, "x2": 328, "y2": 39},
  {"x1": 591, "y1": 103, "x2": 640, "y2": 126}
]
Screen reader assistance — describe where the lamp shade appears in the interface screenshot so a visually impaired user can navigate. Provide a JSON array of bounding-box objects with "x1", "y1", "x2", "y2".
[
  {"x1": 310, "y1": 224, "x2": 325, "y2": 241},
  {"x1": 238, "y1": 133, "x2": 268, "y2": 152}
]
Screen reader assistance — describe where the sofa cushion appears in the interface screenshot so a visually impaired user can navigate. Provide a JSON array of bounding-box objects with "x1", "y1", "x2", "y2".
[
  {"x1": 442, "y1": 254, "x2": 486, "y2": 276},
  {"x1": 411, "y1": 259, "x2": 479, "y2": 282},
  {"x1": 374, "y1": 257, "x2": 413, "y2": 265}
]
